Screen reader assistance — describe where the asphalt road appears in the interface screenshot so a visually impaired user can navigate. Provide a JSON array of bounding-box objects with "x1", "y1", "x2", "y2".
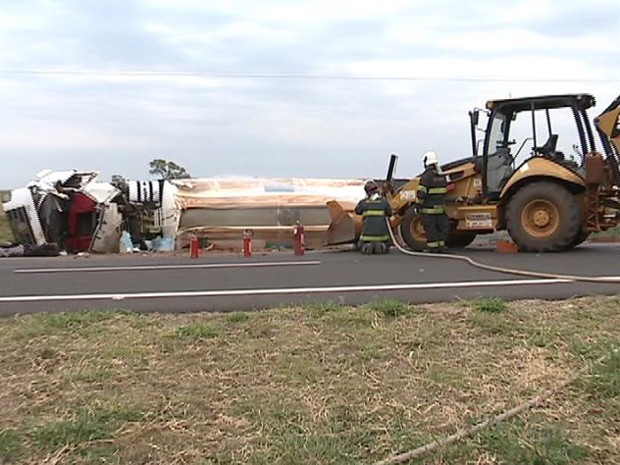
[{"x1": 0, "y1": 243, "x2": 618, "y2": 316}]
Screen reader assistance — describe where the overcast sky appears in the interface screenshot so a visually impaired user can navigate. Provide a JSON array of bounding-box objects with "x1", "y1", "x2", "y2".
[{"x1": 0, "y1": 0, "x2": 618, "y2": 188}]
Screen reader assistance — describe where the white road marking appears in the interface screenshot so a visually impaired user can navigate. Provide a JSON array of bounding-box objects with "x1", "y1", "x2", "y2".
[
  {"x1": 0, "y1": 277, "x2": 605, "y2": 303},
  {"x1": 13, "y1": 260, "x2": 322, "y2": 274},
  {"x1": 589, "y1": 276, "x2": 620, "y2": 282}
]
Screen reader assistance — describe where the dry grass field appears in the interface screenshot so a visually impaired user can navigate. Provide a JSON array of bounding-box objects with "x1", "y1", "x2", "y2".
[
  {"x1": 0, "y1": 296, "x2": 618, "y2": 464},
  {"x1": 0, "y1": 195, "x2": 14, "y2": 244}
]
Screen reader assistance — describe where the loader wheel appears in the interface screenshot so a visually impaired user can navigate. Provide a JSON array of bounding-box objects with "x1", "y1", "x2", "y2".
[
  {"x1": 571, "y1": 229, "x2": 590, "y2": 247},
  {"x1": 446, "y1": 232, "x2": 477, "y2": 249},
  {"x1": 505, "y1": 181, "x2": 581, "y2": 252},
  {"x1": 399, "y1": 207, "x2": 426, "y2": 251}
]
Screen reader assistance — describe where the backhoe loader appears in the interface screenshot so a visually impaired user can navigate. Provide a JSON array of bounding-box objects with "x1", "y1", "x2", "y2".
[{"x1": 326, "y1": 93, "x2": 620, "y2": 252}]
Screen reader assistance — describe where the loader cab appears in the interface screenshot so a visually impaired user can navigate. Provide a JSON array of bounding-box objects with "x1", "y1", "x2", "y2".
[{"x1": 472, "y1": 94, "x2": 597, "y2": 199}]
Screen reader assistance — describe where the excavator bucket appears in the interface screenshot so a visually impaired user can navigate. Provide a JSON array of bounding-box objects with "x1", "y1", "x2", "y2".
[
  {"x1": 325, "y1": 200, "x2": 359, "y2": 245},
  {"x1": 595, "y1": 94, "x2": 620, "y2": 186}
]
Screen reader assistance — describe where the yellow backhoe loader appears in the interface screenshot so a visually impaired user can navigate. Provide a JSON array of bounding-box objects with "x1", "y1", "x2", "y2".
[{"x1": 327, "y1": 93, "x2": 620, "y2": 252}]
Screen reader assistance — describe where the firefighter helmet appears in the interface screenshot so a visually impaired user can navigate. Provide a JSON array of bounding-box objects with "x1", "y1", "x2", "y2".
[
  {"x1": 364, "y1": 180, "x2": 379, "y2": 195},
  {"x1": 423, "y1": 151, "x2": 439, "y2": 167}
]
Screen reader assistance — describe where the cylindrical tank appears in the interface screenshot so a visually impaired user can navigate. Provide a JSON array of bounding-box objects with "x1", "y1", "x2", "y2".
[{"x1": 128, "y1": 180, "x2": 165, "y2": 203}]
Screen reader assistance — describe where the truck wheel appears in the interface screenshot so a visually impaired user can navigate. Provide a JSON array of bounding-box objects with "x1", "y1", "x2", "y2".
[
  {"x1": 446, "y1": 232, "x2": 477, "y2": 248},
  {"x1": 506, "y1": 181, "x2": 581, "y2": 252},
  {"x1": 399, "y1": 207, "x2": 426, "y2": 251}
]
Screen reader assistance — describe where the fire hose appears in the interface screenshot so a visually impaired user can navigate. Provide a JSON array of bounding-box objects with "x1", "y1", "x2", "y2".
[{"x1": 385, "y1": 219, "x2": 620, "y2": 284}]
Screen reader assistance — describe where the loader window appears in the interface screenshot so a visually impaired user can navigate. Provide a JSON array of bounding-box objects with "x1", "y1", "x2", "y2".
[
  {"x1": 488, "y1": 113, "x2": 507, "y2": 150},
  {"x1": 508, "y1": 107, "x2": 586, "y2": 171},
  {"x1": 485, "y1": 112, "x2": 514, "y2": 197}
]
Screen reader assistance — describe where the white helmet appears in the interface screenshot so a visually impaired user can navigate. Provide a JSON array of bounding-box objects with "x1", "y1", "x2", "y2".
[{"x1": 423, "y1": 150, "x2": 439, "y2": 167}]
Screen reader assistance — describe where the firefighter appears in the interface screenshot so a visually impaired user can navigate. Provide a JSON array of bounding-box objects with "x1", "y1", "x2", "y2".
[
  {"x1": 416, "y1": 151, "x2": 449, "y2": 253},
  {"x1": 355, "y1": 180, "x2": 393, "y2": 254}
]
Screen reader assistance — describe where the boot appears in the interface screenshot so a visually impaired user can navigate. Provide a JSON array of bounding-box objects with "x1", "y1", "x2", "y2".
[{"x1": 361, "y1": 243, "x2": 373, "y2": 255}]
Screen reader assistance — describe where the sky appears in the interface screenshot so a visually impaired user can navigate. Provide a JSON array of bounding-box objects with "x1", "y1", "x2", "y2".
[{"x1": 0, "y1": 0, "x2": 618, "y2": 188}]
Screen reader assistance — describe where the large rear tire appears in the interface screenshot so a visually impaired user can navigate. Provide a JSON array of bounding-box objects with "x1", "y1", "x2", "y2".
[
  {"x1": 571, "y1": 229, "x2": 590, "y2": 247},
  {"x1": 446, "y1": 232, "x2": 477, "y2": 248},
  {"x1": 399, "y1": 207, "x2": 426, "y2": 251},
  {"x1": 505, "y1": 181, "x2": 581, "y2": 252}
]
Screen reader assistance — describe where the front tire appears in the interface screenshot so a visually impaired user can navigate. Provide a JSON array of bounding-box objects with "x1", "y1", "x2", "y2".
[
  {"x1": 399, "y1": 207, "x2": 426, "y2": 251},
  {"x1": 506, "y1": 181, "x2": 581, "y2": 252},
  {"x1": 446, "y1": 232, "x2": 477, "y2": 249}
]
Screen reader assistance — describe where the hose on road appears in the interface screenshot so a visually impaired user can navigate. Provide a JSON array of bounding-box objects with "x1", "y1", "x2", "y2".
[{"x1": 385, "y1": 220, "x2": 620, "y2": 284}]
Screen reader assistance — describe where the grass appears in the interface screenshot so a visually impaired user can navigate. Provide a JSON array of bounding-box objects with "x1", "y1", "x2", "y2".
[
  {"x1": 226, "y1": 311, "x2": 250, "y2": 323},
  {"x1": 305, "y1": 300, "x2": 346, "y2": 317},
  {"x1": 33, "y1": 407, "x2": 144, "y2": 451},
  {"x1": 0, "y1": 429, "x2": 23, "y2": 461},
  {"x1": 471, "y1": 297, "x2": 508, "y2": 313},
  {"x1": 477, "y1": 421, "x2": 588, "y2": 465},
  {"x1": 0, "y1": 199, "x2": 14, "y2": 244},
  {"x1": 592, "y1": 224, "x2": 620, "y2": 239},
  {"x1": 367, "y1": 299, "x2": 413, "y2": 318},
  {"x1": 574, "y1": 348, "x2": 620, "y2": 399},
  {"x1": 0, "y1": 296, "x2": 618, "y2": 464},
  {"x1": 175, "y1": 321, "x2": 220, "y2": 339}
]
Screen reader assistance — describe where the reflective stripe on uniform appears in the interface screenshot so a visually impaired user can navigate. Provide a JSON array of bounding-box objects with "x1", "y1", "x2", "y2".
[
  {"x1": 428, "y1": 187, "x2": 448, "y2": 194},
  {"x1": 417, "y1": 185, "x2": 427, "y2": 193},
  {"x1": 362, "y1": 210, "x2": 387, "y2": 217},
  {"x1": 426, "y1": 241, "x2": 441, "y2": 248},
  {"x1": 421, "y1": 206, "x2": 445, "y2": 214},
  {"x1": 360, "y1": 234, "x2": 390, "y2": 242}
]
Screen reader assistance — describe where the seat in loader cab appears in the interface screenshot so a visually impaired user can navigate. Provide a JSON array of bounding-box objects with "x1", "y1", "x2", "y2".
[{"x1": 535, "y1": 134, "x2": 565, "y2": 161}]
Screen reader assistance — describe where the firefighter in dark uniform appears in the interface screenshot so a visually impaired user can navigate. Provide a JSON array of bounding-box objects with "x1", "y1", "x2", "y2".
[
  {"x1": 355, "y1": 180, "x2": 393, "y2": 254},
  {"x1": 416, "y1": 151, "x2": 449, "y2": 252}
]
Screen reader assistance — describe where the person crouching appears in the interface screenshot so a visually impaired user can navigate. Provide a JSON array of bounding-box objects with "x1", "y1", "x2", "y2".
[{"x1": 355, "y1": 180, "x2": 393, "y2": 254}]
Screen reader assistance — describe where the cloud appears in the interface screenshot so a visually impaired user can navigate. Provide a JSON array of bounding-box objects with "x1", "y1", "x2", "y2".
[{"x1": 0, "y1": 0, "x2": 618, "y2": 187}]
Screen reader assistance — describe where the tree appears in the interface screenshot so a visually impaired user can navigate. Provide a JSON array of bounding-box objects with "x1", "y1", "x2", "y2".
[
  {"x1": 148, "y1": 159, "x2": 191, "y2": 180},
  {"x1": 110, "y1": 174, "x2": 127, "y2": 187}
]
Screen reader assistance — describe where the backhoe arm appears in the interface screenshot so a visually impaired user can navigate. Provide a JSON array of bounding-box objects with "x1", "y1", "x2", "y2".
[{"x1": 594, "y1": 94, "x2": 620, "y2": 186}]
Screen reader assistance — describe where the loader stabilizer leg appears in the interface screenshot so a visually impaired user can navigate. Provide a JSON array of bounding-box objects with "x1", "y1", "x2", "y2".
[{"x1": 325, "y1": 200, "x2": 358, "y2": 246}]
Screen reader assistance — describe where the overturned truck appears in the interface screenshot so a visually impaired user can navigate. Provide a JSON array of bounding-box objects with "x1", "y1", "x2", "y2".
[
  {"x1": 172, "y1": 177, "x2": 365, "y2": 249},
  {"x1": 2, "y1": 170, "x2": 180, "y2": 254},
  {"x1": 2, "y1": 170, "x2": 366, "y2": 254}
]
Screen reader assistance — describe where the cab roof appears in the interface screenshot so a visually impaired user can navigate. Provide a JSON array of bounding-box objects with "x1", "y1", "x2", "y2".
[{"x1": 485, "y1": 93, "x2": 596, "y2": 112}]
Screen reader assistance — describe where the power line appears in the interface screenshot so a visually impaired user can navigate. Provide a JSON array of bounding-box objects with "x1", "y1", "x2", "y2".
[{"x1": 0, "y1": 68, "x2": 616, "y2": 83}]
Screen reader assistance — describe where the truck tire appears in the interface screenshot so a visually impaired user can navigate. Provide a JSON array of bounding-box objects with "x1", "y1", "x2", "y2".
[
  {"x1": 399, "y1": 207, "x2": 426, "y2": 251},
  {"x1": 505, "y1": 181, "x2": 581, "y2": 252}
]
